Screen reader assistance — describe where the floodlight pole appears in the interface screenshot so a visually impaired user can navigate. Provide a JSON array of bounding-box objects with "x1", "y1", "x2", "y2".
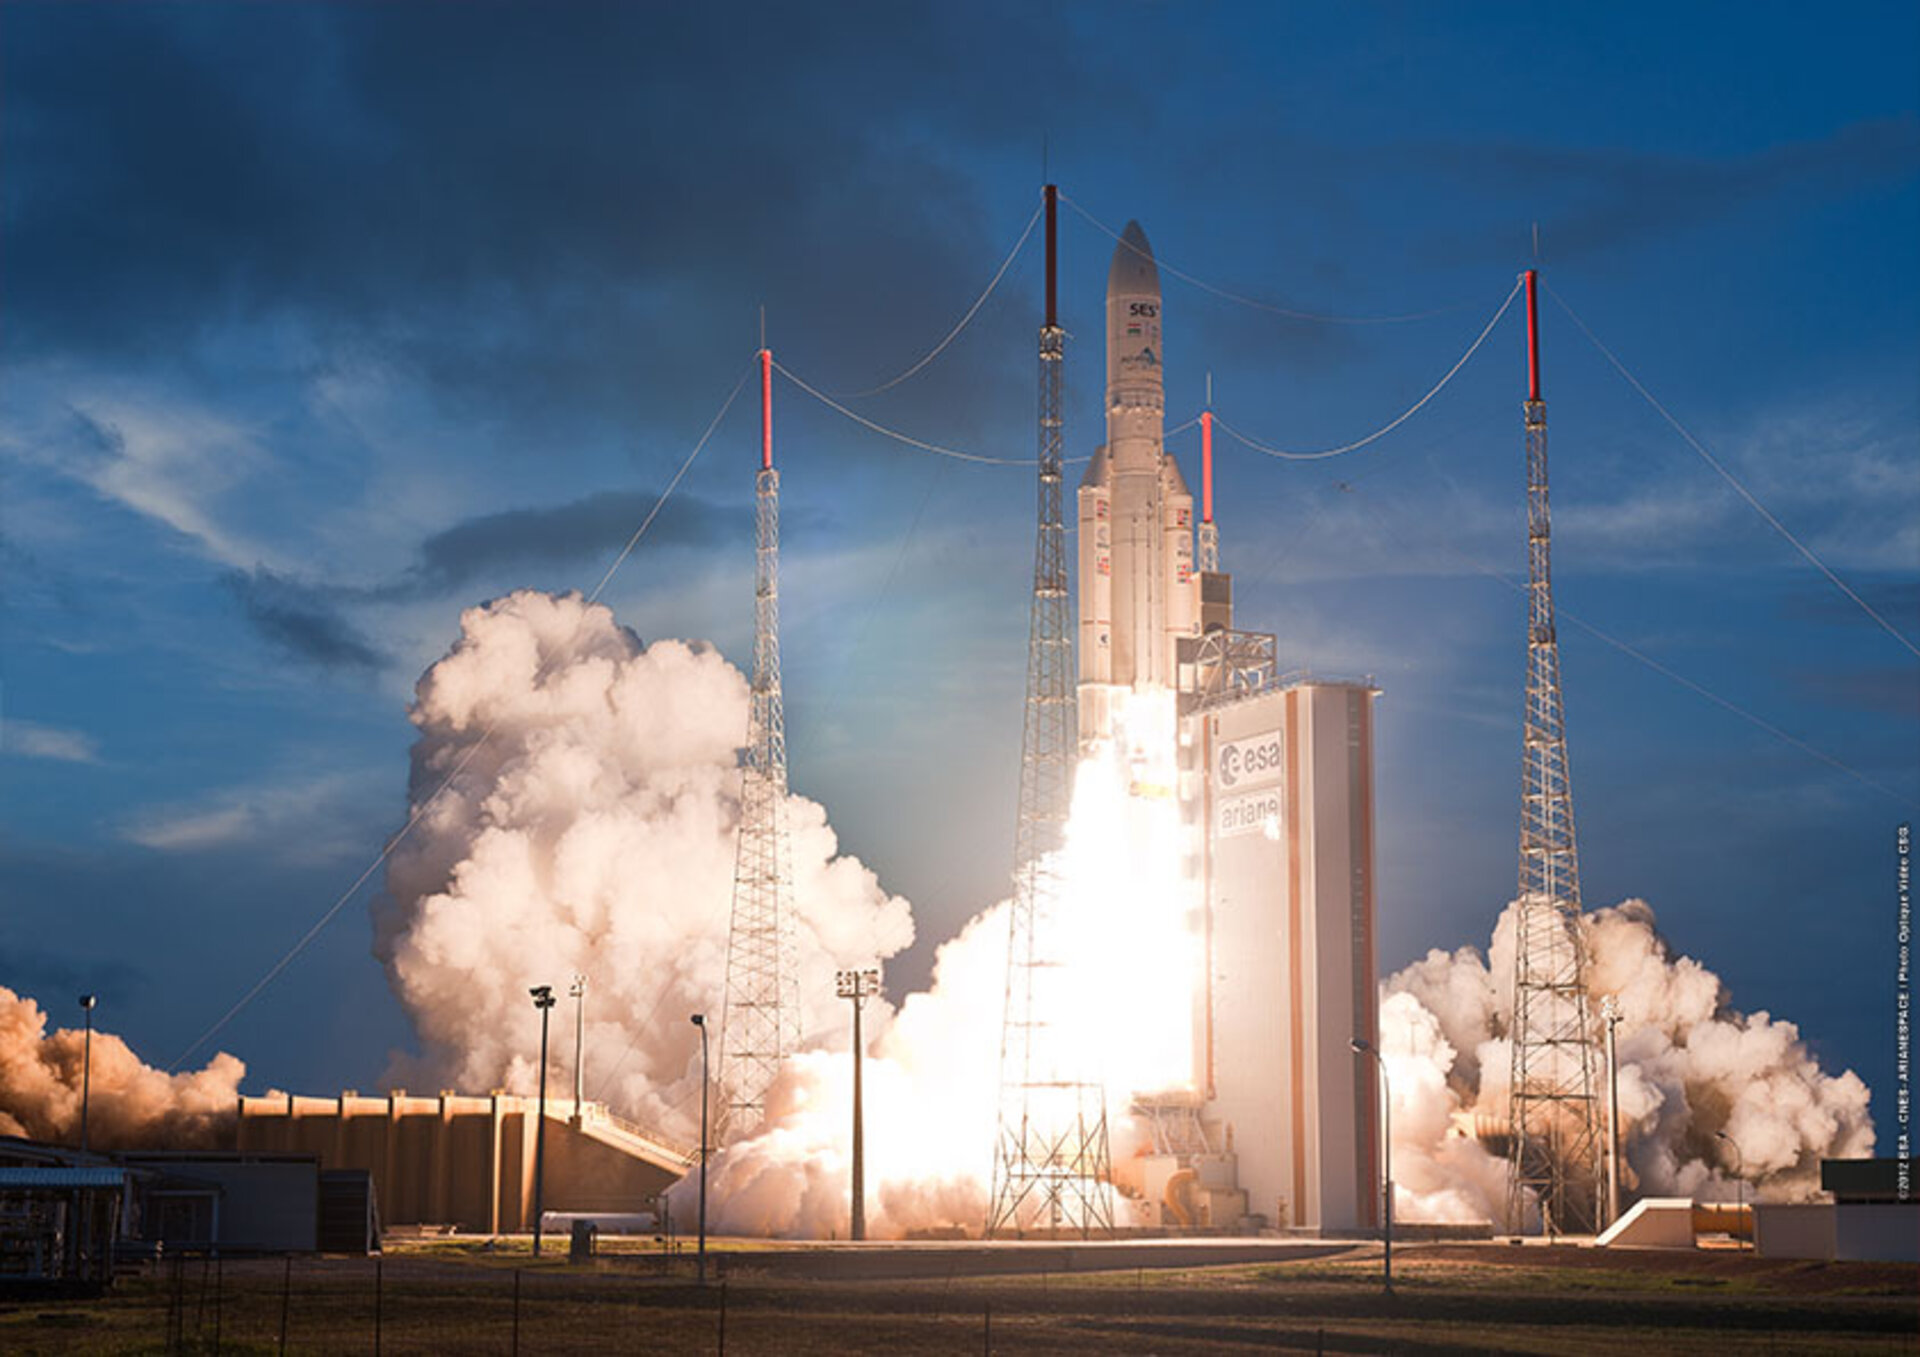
[
  {"x1": 530, "y1": 985, "x2": 556, "y2": 1256},
  {"x1": 570, "y1": 974, "x2": 588, "y2": 1113},
  {"x1": 1600, "y1": 995, "x2": 1622, "y2": 1228},
  {"x1": 835, "y1": 968, "x2": 882, "y2": 1242},
  {"x1": 691, "y1": 1013, "x2": 710, "y2": 1284},
  {"x1": 1716, "y1": 1130, "x2": 1747, "y2": 1250},
  {"x1": 79, "y1": 995, "x2": 97, "y2": 1154},
  {"x1": 1352, "y1": 1037, "x2": 1392, "y2": 1295}
]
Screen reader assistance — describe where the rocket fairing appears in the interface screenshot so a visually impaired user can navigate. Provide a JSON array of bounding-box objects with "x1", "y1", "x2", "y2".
[{"x1": 1077, "y1": 221, "x2": 1196, "y2": 746}]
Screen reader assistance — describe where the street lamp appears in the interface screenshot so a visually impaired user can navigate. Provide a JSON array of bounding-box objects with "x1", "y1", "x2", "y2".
[
  {"x1": 690, "y1": 1013, "x2": 710, "y2": 1285},
  {"x1": 569, "y1": 974, "x2": 588, "y2": 1114},
  {"x1": 1715, "y1": 1130, "x2": 1747, "y2": 1251},
  {"x1": 1351, "y1": 1037, "x2": 1392, "y2": 1295},
  {"x1": 1599, "y1": 995, "x2": 1624, "y2": 1229},
  {"x1": 835, "y1": 968, "x2": 882, "y2": 1242},
  {"x1": 530, "y1": 985, "x2": 556, "y2": 1257},
  {"x1": 78, "y1": 995, "x2": 97, "y2": 1154}
]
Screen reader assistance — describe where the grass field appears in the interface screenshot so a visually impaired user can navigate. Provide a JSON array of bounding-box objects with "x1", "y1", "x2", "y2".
[{"x1": 1, "y1": 1237, "x2": 1912, "y2": 1354}]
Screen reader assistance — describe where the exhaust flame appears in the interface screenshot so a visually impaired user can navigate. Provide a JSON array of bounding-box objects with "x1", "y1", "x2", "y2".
[{"x1": 699, "y1": 688, "x2": 1200, "y2": 1236}]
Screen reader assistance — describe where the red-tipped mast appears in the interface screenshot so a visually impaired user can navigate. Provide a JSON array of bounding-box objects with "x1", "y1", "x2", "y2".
[
  {"x1": 1524, "y1": 270, "x2": 1541, "y2": 404},
  {"x1": 1044, "y1": 184, "x2": 1058, "y2": 330},
  {"x1": 759, "y1": 347, "x2": 773, "y2": 470},
  {"x1": 1200, "y1": 408, "x2": 1214, "y2": 524}
]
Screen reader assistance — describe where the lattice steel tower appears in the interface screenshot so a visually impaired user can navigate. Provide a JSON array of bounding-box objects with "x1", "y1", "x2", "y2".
[
  {"x1": 1505, "y1": 271, "x2": 1604, "y2": 1236},
  {"x1": 720, "y1": 348, "x2": 802, "y2": 1137},
  {"x1": 988, "y1": 185, "x2": 1114, "y2": 1238}
]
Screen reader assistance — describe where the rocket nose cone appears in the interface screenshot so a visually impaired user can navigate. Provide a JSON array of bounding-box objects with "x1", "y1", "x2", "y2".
[{"x1": 1108, "y1": 219, "x2": 1160, "y2": 297}]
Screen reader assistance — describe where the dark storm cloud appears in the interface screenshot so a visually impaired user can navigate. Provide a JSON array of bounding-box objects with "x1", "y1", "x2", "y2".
[
  {"x1": 1792, "y1": 667, "x2": 1920, "y2": 722},
  {"x1": 1412, "y1": 117, "x2": 1920, "y2": 265},
  {"x1": 218, "y1": 488, "x2": 749, "y2": 661},
  {"x1": 1781, "y1": 578, "x2": 1920, "y2": 629},
  {"x1": 0, "y1": 3, "x2": 1142, "y2": 450},
  {"x1": 224, "y1": 567, "x2": 388, "y2": 672},
  {"x1": 402, "y1": 489, "x2": 751, "y2": 594},
  {"x1": 0, "y1": 944, "x2": 148, "y2": 1008}
]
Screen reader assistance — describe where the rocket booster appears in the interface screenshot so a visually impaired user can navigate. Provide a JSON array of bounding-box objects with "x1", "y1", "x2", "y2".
[{"x1": 1077, "y1": 221, "x2": 1195, "y2": 746}]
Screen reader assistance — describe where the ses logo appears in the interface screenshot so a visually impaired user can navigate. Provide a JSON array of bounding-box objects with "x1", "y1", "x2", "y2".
[
  {"x1": 1128, "y1": 301, "x2": 1158, "y2": 318},
  {"x1": 1216, "y1": 730, "x2": 1283, "y2": 789}
]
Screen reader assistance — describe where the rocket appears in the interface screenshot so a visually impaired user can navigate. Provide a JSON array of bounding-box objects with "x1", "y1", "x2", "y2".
[{"x1": 1077, "y1": 221, "x2": 1196, "y2": 746}]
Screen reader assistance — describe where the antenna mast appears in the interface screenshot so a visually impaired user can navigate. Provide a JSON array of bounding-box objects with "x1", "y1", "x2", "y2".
[
  {"x1": 988, "y1": 184, "x2": 1113, "y2": 1237},
  {"x1": 720, "y1": 344, "x2": 802, "y2": 1136},
  {"x1": 1505, "y1": 270, "x2": 1604, "y2": 1236}
]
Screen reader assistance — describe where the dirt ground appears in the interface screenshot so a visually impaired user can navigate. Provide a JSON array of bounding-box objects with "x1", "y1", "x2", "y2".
[{"x1": 0, "y1": 1237, "x2": 1912, "y2": 1354}]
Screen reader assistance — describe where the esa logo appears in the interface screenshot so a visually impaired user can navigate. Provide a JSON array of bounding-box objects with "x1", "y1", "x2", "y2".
[
  {"x1": 1218, "y1": 731, "x2": 1282, "y2": 788},
  {"x1": 1128, "y1": 301, "x2": 1158, "y2": 318}
]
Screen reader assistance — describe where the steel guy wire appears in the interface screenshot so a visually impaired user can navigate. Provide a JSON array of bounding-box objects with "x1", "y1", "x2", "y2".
[
  {"x1": 1210, "y1": 278, "x2": 1523, "y2": 460},
  {"x1": 826, "y1": 202, "x2": 1044, "y2": 398},
  {"x1": 1546, "y1": 282, "x2": 1918, "y2": 661},
  {"x1": 168, "y1": 367, "x2": 754, "y2": 1072},
  {"x1": 1062, "y1": 192, "x2": 1477, "y2": 325}
]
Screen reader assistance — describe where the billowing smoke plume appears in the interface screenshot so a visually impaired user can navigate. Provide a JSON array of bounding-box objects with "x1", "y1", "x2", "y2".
[
  {"x1": 0, "y1": 986, "x2": 243, "y2": 1149},
  {"x1": 377, "y1": 592, "x2": 1197, "y2": 1238},
  {"x1": 375, "y1": 590, "x2": 1873, "y2": 1238},
  {"x1": 1382, "y1": 899, "x2": 1875, "y2": 1223},
  {"x1": 374, "y1": 591, "x2": 914, "y2": 1139}
]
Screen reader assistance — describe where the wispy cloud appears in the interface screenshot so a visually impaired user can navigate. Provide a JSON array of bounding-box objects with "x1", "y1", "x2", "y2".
[
  {"x1": 65, "y1": 397, "x2": 281, "y2": 570},
  {"x1": 122, "y1": 773, "x2": 388, "y2": 862},
  {"x1": 2, "y1": 719, "x2": 102, "y2": 764}
]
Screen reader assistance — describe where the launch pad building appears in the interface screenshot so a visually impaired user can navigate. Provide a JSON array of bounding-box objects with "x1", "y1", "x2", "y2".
[{"x1": 1177, "y1": 643, "x2": 1382, "y2": 1233}]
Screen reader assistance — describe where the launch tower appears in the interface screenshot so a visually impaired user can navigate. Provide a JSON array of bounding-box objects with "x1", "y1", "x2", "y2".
[
  {"x1": 988, "y1": 185, "x2": 1114, "y2": 1237},
  {"x1": 720, "y1": 348, "x2": 802, "y2": 1137},
  {"x1": 1505, "y1": 271, "x2": 1605, "y2": 1235}
]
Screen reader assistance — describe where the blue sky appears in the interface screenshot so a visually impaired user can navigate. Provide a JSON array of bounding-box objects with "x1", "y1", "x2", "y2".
[{"x1": 3, "y1": 3, "x2": 1915, "y2": 1142}]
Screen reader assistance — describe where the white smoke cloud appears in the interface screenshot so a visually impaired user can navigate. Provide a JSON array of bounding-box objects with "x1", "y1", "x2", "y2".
[
  {"x1": 369, "y1": 590, "x2": 1872, "y2": 1239},
  {"x1": 1382, "y1": 899, "x2": 1875, "y2": 1224},
  {"x1": 0, "y1": 986, "x2": 244, "y2": 1149},
  {"x1": 373, "y1": 590, "x2": 913, "y2": 1139}
]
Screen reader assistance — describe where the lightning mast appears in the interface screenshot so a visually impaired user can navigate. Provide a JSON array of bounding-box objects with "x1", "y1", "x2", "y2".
[
  {"x1": 720, "y1": 346, "x2": 802, "y2": 1136},
  {"x1": 1505, "y1": 270, "x2": 1604, "y2": 1236},
  {"x1": 1198, "y1": 383, "x2": 1219, "y2": 573},
  {"x1": 988, "y1": 184, "x2": 1114, "y2": 1237}
]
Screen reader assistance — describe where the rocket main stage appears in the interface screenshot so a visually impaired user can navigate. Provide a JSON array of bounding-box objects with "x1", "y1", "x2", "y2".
[{"x1": 1077, "y1": 222, "x2": 1197, "y2": 746}]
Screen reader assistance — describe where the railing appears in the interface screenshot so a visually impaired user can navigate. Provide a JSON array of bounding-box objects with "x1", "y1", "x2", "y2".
[{"x1": 585, "y1": 1106, "x2": 697, "y2": 1167}]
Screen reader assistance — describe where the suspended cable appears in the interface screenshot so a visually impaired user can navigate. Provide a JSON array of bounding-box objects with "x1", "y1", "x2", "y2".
[
  {"x1": 1546, "y1": 283, "x2": 1918, "y2": 661},
  {"x1": 168, "y1": 367, "x2": 754, "y2": 1072},
  {"x1": 1213, "y1": 279, "x2": 1523, "y2": 460},
  {"x1": 773, "y1": 358, "x2": 1044, "y2": 465},
  {"x1": 827, "y1": 203, "x2": 1043, "y2": 398},
  {"x1": 1062, "y1": 193, "x2": 1472, "y2": 325}
]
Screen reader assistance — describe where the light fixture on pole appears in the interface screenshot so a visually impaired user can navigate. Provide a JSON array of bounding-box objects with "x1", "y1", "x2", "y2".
[
  {"x1": 569, "y1": 974, "x2": 588, "y2": 1115},
  {"x1": 79, "y1": 995, "x2": 98, "y2": 1154},
  {"x1": 1599, "y1": 995, "x2": 1622, "y2": 1228},
  {"x1": 690, "y1": 1013, "x2": 710, "y2": 1285},
  {"x1": 835, "y1": 967, "x2": 882, "y2": 1243},
  {"x1": 530, "y1": 985, "x2": 556, "y2": 1257},
  {"x1": 1351, "y1": 1037, "x2": 1392, "y2": 1295},
  {"x1": 1715, "y1": 1130, "x2": 1747, "y2": 1251}
]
